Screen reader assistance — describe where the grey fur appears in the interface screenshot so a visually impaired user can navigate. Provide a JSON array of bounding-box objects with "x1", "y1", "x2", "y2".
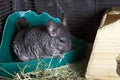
[{"x1": 12, "y1": 17, "x2": 71, "y2": 61}]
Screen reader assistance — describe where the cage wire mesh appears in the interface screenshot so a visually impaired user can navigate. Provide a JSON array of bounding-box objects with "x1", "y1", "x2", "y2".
[
  {"x1": 0, "y1": 0, "x2": 97, "y2": 43},
  {"x1": 0, "y1": 0, "x2": 13, "y2": 42},
  {"x1": 0, "y1": 0, "x2": 120, "y2": 43}
]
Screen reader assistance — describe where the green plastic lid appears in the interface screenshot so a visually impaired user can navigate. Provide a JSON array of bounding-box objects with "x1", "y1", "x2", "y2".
[{"x1": 0, "y1": 10, "x2": 87, "y2": 78}]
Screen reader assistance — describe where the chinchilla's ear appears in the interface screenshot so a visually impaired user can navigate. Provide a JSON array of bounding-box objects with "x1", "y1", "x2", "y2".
[
  {"x1": 16, "y1": 17, "x2": 30, "y2": 31},
  {"x1": 61, "y1": 14, "x2": 67, "y2": 26},
  {"x1": 47, "y1": 20, "x2": 59, "y2": 37}
]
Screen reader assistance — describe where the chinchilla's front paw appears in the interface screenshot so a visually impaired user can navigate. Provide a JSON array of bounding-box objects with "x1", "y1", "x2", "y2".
[{"x1": 51, "y1": 49, "x2": 64, "y2": 58}]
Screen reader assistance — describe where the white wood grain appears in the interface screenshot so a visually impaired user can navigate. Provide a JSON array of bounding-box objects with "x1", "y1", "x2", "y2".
[{"x1": 86, "y1": 8, "x2": 120, "y2": 80}]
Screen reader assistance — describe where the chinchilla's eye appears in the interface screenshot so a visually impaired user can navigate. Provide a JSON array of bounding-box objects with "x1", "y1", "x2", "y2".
[{"x1": 59, "y1": 37, "x2": 66, "y2": 43}]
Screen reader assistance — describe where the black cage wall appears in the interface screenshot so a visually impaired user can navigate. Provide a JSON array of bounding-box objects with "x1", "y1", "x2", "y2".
[{"x1": 0, "y1": 0, "x2": 120, "y2": 43}]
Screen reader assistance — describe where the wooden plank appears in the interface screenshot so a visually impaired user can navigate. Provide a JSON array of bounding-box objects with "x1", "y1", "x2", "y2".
[
  {"x1": 87, "y1": 76, "x2": 120, "y2": 80},
  {"x1": 93, "y1": 53, "x2": 119, "y2": 59},
  {"x1": 86, "y1": 8, "x2": 120, "y2": 80}
]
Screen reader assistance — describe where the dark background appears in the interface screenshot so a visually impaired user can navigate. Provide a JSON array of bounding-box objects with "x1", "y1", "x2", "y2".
[{"x1": 0, "y1": 0, "x2": 120, "y2": 43}]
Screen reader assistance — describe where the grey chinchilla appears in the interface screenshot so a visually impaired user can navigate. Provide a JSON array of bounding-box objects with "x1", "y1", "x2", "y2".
[{"x1": 12, "y1": 15, "x2": 71, "y2": 61}]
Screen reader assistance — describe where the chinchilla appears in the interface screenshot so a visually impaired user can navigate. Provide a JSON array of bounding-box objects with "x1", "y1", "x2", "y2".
[{"x1": 12, "y1": 15, "x2": 71, "y2": 61}]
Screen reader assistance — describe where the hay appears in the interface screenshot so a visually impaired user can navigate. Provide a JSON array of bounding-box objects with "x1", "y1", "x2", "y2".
[{"x1": 0, "y1": 59, "x2": 87, "y2": 80}]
